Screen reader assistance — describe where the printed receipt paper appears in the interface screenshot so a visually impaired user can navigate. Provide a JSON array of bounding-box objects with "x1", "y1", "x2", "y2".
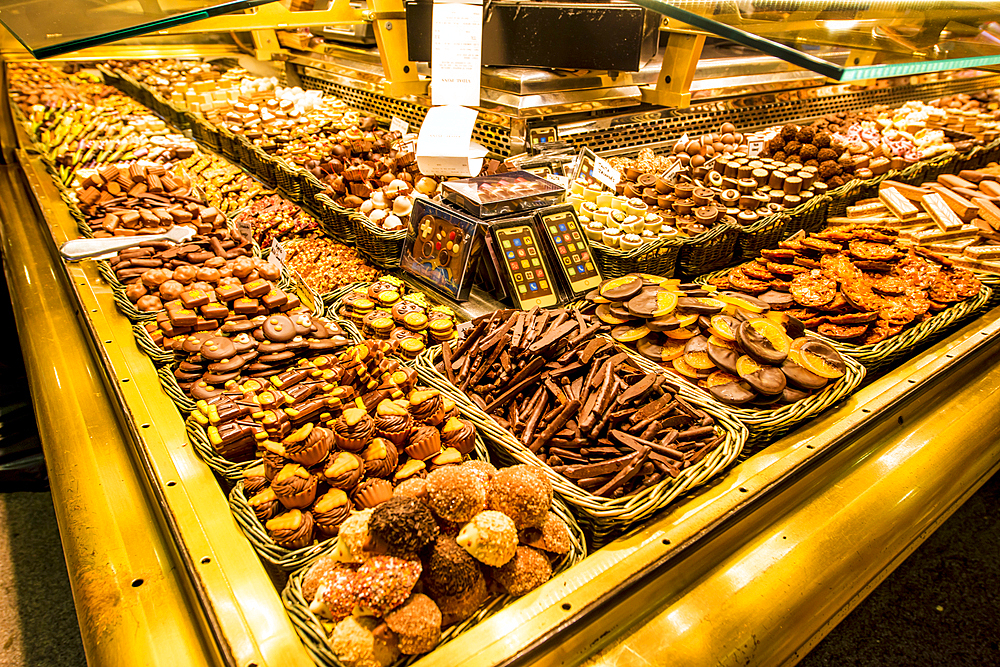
[{"x1": 416, "y1": 105, "x2": 488, "y2": 177}]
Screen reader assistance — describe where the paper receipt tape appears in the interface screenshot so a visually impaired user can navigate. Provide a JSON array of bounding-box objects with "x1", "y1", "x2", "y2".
[{"x1": 416, "y1": 105, "x2": 489, "y2": 178}]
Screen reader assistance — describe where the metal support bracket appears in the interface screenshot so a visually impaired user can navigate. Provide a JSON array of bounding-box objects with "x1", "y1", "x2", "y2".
[{"x1": 640, "y1": 23, "x2": 706, "y2": 109}]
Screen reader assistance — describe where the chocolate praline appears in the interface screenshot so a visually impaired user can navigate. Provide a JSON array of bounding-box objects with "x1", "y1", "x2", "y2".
[{"x1": 487, "y1": 465, "x2": 553, "y2": 530}]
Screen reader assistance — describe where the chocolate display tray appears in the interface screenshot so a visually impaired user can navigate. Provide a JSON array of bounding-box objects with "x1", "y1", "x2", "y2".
[{"x1": 442, "y1": 170, "x2": 565, "y2": 219}]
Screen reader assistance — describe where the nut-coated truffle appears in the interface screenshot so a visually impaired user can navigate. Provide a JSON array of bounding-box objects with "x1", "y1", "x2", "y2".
[
  {"x1": 384, "y1": 594, "x2": 442, "y2": 654},
  {"x1": 492, "y1": 546, "x2": 552, "y2": 596},
  {"x1": 355, "y1": 555, "x2": 422, "y2": 616},
  {"x1": 329, "y1": 615, "x2": 400, "y2": 667},
  {"x1": 425, "y1": 465, "x2": 487, "y2": 523},
  {"x1": 423, "y1": 535, "x2": 483, "y2": 597},
  {"x1": 369, "y1": 496, "x2": 439, "y2": 557},
  {"x1": 487, "y1": 465, "x2": 552, "y2": 530}
]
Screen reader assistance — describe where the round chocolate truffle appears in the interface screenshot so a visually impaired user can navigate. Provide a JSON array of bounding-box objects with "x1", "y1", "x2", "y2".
[
  {"x1": 436, "y1": 574, "x2": 489, "y2": 627},
  {"x1": 329, "y1": 615, "x2": 400, "y2": 667},
  {"x1": 315, "y1": 567, "x2": 361, "y2": 624},
  {"x1": 423, "y1": 535, "x2": 483, "y2": 597},
  {"x1": 384, "y1": 594, "x2": 442, "y2": 655},
  {"x1": 492, "y1": 546, "x2": 552, "y2": 596},
  {"x1": 488, "y1": 465, "x2": 553, "y2": 530},
  {"x1": 425, "y1": 465, "x2": 487, "y2": 524},
  {"x1": 369, "y1": 496, "x2": 439, "y2": 557}
]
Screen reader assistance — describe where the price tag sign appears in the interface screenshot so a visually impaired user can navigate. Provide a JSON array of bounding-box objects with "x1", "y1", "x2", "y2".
[
  {"x1": 236, "y1": 217, "x2": 253, "y2": 242},
  {"x1": 390, "y1": 116, "x2": 409, "y2": 136},
  {"x1": 592, "y1": 155, "x2": 622, "y2": 190},
  {"x1": 748, "y1": 140, "x2": 765, "y2": 158},
  {"x1": 268, "y1": 238, "x2": 287, "y2": 269},
  {"x1": 431, "y1": 0, "x2": 483, "y2": 107}
]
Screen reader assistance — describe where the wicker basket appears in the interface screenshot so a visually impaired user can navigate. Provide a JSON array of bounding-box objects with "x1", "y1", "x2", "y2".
[
  {"x1": 677, "y1": 222, "x2": 741, "y2": 278},
  {"x1": 280, "y1": 492, "x2": 586, "y2": 667},
  {"x1": 312, "y1": 193, "x2": 358, "y2": 245},
  {"x1": 186, "y1": 416, "x2": 261, "y2": 481},
  {"x1": 826, "y1": 171, "x2": 892, "y2": 219},
  {"x1": 216, "y1": 126, "x2": 240, "y2": 161},
  {"x1": 273, "y1": 156, "x2": 303, "y2": 200},
  {"x1": 736, "y1": 213, "x2": 787, "y2": 262},
  {"x1": 248, "y1": 144, "x2": 277, "y2": 189},
  {"x1": 351, "y1": 209, "x2": 405, "y2": 268},
  {"x1": 190, "y1": 113, "x2": 222, "y2": 151},
  {"x1": 821, "y1": 283, "x2": 992, "y2": 376},
  {"x1": 621, "y1": 339, "x2": 866, "y2": 451},
  {"x1": 894, "y1": 151, "x2": 959, "y2": 188},
  {"x1": 590, "y1": 236, "x2": 682, "y2": 279},
  {"x1": 155, "y1": 364, "x2": 198, "y2": 414},
  {"x1": 413, "y1": 348, "x2": 747, "y2": 547},
  {"x1": 230, "y1": 433, "x2": 492, "y2": 570},
  {"x1": 132, "y1": 322, "x2": 175, "y2": 367},
  {"x1": 781, "y1": 193, "x2": 832, "y2": 237},
  {"x1": 977, "y1": 273, "x2": 1000, "y2": 310}
]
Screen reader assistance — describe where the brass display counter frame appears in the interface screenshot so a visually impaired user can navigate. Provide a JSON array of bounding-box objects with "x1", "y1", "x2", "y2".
[{"x1": 2, "y1": 139, "x2": 999, "y2": 667}]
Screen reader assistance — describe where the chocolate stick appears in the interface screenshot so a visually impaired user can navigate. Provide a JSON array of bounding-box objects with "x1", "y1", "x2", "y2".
[
  {"x1": 529, "y1": 399, "x2": 580, "y2": 453},
  {"x1": 451, "y1": 315, "x2": 490, "y2": 361},
  {"x1": 520, "y1": 392, "x2": 548, "y2": 446},
  {"x1": 595, "y1": 447, "x2": 649, "y2": 497},
  {"x1": 441, "y1": 339, "x2": 456, "y2": 385},
  {"x1": 468, "y1": 333, "x2": 510, "y2": 389}
]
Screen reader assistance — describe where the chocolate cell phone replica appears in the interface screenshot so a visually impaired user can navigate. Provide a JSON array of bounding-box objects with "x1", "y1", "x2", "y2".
[
  {"x1": 489, "y1": 215, "x2": 560, "y2": 309},
  {"x1": 399, "y1": 197, "x2": 485, "y2": 301},
  {"x1": 533, "y1": 204, "x2": 603, "y2": 297}
]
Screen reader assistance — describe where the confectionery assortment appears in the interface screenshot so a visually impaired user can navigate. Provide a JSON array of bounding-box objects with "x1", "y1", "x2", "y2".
[
  {"x1": 75, "y1": 162, "x2": 227, "y2": 237},
  {"x1": 585, "y1": 275, "x2": 849, "y2": 406},
  {"x1": 335, "y1": 278, "x2": 461, "y2": 359},
  {"x1": 434, "y1": 306, "x2": 726, "y2": 496},
  {"x1": 112, "y1": 227, "x2": 277, "y2": 312},
  {"x1": 296, "y1": 461, "x2": 572, "y2": 662},
  {"x1": 13, "y1": 55, "x2": 1000, "y2": 663},
  {"x1": 708, "y1": 225, "x2": 983, "y2": 345},
  {"x1": 179, "y1": 153, "x2": 276, "y2": 214},
  {"x1": 283, "y1": 234, "x2": 382, "y2": 295},
  {"x1": 822, "y1": 165, "x2": 1000, "y2": 276},
  {"x1": 105, "y1": 60, "x2": 438, "y2": 232}
]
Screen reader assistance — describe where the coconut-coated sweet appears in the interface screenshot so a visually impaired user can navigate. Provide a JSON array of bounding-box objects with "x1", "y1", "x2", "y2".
[{"x1": 456, "y1": 510, "x2": 518, "y2": 567}]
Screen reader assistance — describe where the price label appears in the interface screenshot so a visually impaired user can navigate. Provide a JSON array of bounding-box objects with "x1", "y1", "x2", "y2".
[
  {"x1": 236, "y1": 217, "x2": 253, "y2": 242},
  {"x1": 390, "y1": 116, "x2": 409, "y2": 136},
  {"x1": 748, "y1": 140, "x2": 765, "y2": 158},
  {"x1": 592, "y1": 155, "x2": 622, "y2": 190},
  {"x1": 268, "y1": 238, "x2": 287, "y2": 269}
]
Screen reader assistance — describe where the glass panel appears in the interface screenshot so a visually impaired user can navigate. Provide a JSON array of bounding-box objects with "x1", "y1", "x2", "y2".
[
  {"x1": 632, "y1": 0, "x2": 1000, "y2": 81},
  {"x1": 0, "y1": 0, "x2": 278, "y2": 59}
]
